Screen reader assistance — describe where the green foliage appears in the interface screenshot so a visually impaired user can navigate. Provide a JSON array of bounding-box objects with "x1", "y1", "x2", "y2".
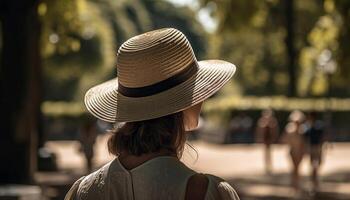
[
  {"x1": 298, "y1": 0, "x2": 342, "y2": 97},
  {"x1": 202, "y1": 0, "x2": 350, "y2": 97},
  {"x1": 203, "y1": 0, "x2": 290, "y2": 95},
  {"x1": 40, "y1": 0, "x2": 115, "y2": 101},
  {"x1": 333, "y1": 0, "x2": 350, "y2": 96},
  {"x1": 142, "y1": 0, "x2": 208, "y2": 58},
  {"x1": 201, "y1": 0, "x2": 262, "y2": 31},
  {"x1": 42, "y1": 101, "x2": 85, "y2": 117},
  {"x1": 204, "y1": 95, "x2": 350, "y2": 112},
  {"x1": 42, "y1": 96, "x2": 350, "y2": 118},
  {"x1": 40, "y1": 0, "x2": 207, "y2": 104},
  {"x1": 39, "y1": 0, "x2": 350, "y2": 118}
]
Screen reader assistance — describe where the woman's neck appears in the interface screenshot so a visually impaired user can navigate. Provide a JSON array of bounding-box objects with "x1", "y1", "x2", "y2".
[{"x1": 118, "y1": 149, "x2": 177, "y2": 170}]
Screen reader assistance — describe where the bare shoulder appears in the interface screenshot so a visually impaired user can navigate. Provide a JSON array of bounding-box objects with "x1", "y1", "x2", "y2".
[{"x1": 205, "y1": 174, "x2": 240, "y2": 200}]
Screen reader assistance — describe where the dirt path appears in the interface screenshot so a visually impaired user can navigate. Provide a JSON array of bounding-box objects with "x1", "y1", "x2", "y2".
[{"x1": 46, "y1": 135, "x2": 350, "y2": 199}]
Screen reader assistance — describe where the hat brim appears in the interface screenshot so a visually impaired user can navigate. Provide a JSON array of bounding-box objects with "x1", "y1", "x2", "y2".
[{"x1": 84, "y1": 60, "x2": 236, "y2": 123}]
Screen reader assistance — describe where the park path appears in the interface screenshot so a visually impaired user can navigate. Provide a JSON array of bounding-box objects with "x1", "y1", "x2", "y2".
[{"x1": 46, "y1": 135, "x2": 350, "y2": 199}]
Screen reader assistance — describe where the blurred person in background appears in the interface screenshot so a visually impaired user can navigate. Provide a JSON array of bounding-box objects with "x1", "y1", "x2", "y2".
[
  {"x1": 255, "y1": 109, "x2": 279, "y2": 175},
  {"x1": 281, "y1": 110, "x2": 306, "y2": 191},
  {"x1": 65, "y1": 28, "x2": 239, "y2": 200},
  {"x1": 78, "y1": 115, "x2": 98, "y2": 173},
  {"x1": 304, "y1": 112, "x2": 327, "y2": 191}
]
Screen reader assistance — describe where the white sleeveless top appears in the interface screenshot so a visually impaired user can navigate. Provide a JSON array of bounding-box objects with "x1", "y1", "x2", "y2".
[{"x1": 65, "y1": 157, "x2": 239, "y2": 200}]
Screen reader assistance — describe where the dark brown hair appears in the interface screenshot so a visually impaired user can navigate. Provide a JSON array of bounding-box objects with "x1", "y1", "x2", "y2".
[{"x1": 107, "y1": 112, "x2": 186, "y2": 158}]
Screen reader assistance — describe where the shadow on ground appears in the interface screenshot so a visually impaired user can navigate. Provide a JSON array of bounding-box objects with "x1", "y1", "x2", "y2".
[{"x1": 227, "y1": 171, "x2": 350, "y2": 200}]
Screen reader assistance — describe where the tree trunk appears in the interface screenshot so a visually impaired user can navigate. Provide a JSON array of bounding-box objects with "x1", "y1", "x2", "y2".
[
  {"x1": 285, "y1": 0, "x2": 297, "y2": 97},
  {"x1": 0, "y1": 0, "x2": 41, "y2": 183}
]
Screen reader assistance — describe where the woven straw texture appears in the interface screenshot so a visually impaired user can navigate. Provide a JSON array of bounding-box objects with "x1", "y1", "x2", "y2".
[{"x1": 84, "y1": 28, "x2": 236, "y2": 122}]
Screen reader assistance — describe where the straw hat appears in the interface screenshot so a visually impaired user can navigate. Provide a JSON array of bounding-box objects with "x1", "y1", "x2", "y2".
[{"x1": 84, "y1": 28, "x2": 236, "y2": 122}]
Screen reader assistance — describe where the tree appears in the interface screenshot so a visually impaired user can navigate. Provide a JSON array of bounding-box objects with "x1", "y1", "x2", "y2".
[
  {"x1": 200, "y1": 0, "x2": 291, "y2": 95},
  {"x1": 0, "y1": 0, "x2": 41, "y2": 183},
  {"x1": 199, "y1": 0, "x2": 350, "y2": 97},
  {"x1": 41, "y1": 0, "x2": 208, "y2": 103},
  {"x1": 285, "y1": 0, "x2": 297, "y2": 96}
]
